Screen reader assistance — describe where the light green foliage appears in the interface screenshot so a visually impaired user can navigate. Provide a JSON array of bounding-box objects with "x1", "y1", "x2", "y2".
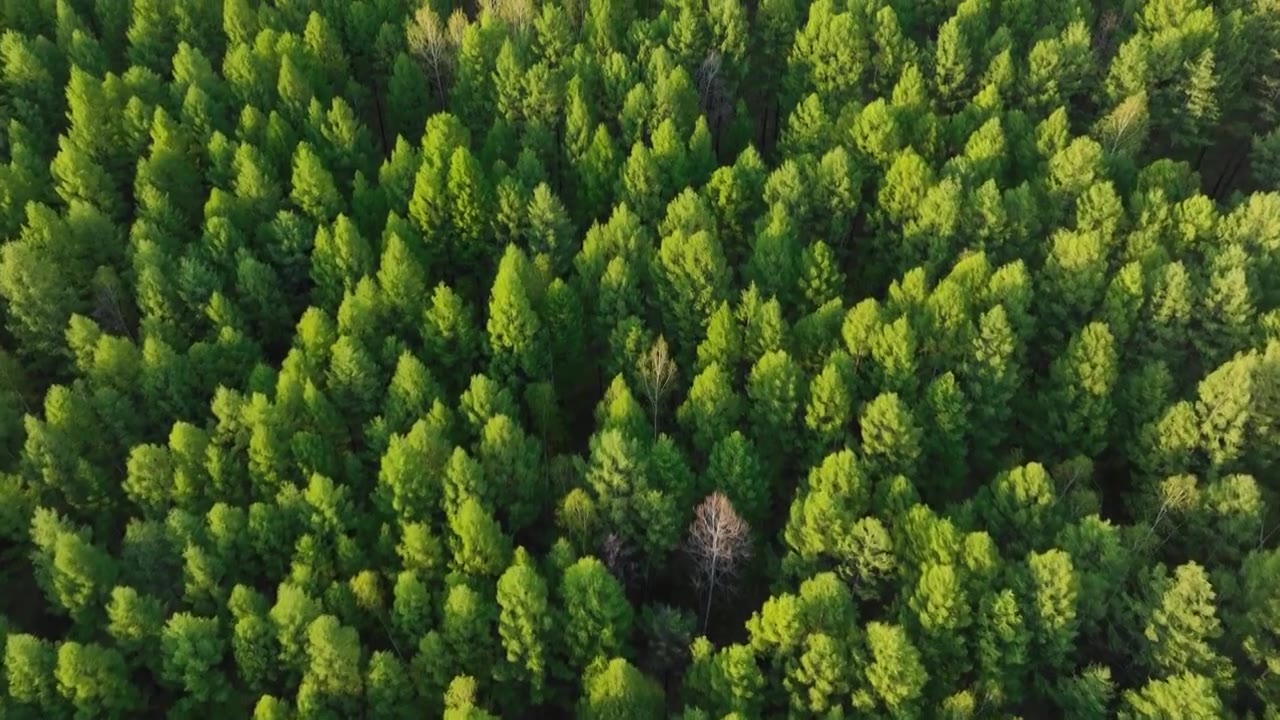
[
  {"x1": 560, "y1": 557, "x2": 634, "y2": 673},
  {"x1": 487, "y1": 245, "x2": 550, "y2": 384},
  {"x1": 55, "y1": 639, "x2": 139, "y2": 717},
  {"x1": 497, "y1": 552, "x2": 551, "y2": 700},
  {"x1": 160, "y1": 613, "x2": 229, "y2": 705},
  {"x1": 677, "y1": 363, "x2": 743, "y2": 455},
  {"x1": 1120, "y1": 673, "x2": 1223, "y2": 719},
  {"x1": 1023, "y1": 549, "x2": 1080, "y2": 673},
  {"x1": 448, "y1": 496, "x2": 512, "y2": 578},
  {"x1": 863, "y1": 622, "x2": 928, "y2": 717},
  {"x1": 1141, "y1": 562, "x2": 1233, "y2": 687},
  {"x1": 579, "y1": 657, "x2": 664, "y2": 720}
]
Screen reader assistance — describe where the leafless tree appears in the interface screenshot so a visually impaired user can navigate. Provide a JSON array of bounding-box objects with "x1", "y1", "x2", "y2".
[
  {"x1": 685, "y1": 493, "x2": 752, "y2": 631},
  {"x1": 696, "y1": 51, "x2": 733, "y2": 155},
  {"x1": 92, "y1": 267, "x2": 135, "y2": 341},
  {"x1": 696, "y1": 51, "x2": 723, "y2": 105},
  {"x1": 495, "y1": 0, "x2": 535, "y2": 33},
  {"x1": 1091, "y1": 9, "x2": 1122, "y2": 60},
  {"x1": 636, "y1": 335, "x2": 678, "y2": 439},
  {"x1": 407, "y1": 7, "x2": 457, "y2": 104},
  {"x1": 1096, "y1": 91, "x2": 1148, "y2": 156},
  {"x1": 601, "y1": 532, "x2": 638, "y2": 589}
]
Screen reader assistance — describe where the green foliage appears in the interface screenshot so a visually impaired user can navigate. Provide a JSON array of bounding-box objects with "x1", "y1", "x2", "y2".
[
  {"x1": 560, "y1": 556, "x2": 634, "y2": 674},
  {"x1": 0, "y1": 1, "x2": 1274, "y2": 716}
]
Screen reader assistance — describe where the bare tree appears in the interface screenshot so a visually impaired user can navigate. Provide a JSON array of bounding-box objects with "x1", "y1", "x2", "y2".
[
  {"x1": 92, "y1": 267, "x2": 136, "y2": 341},
  {"x1": 1095, "y1": 91, "x2": 1149, "y2": 156},
  {"x1": 636, "y1": 335, "x2": 678, "y2": 439},
  {"x1": 1091, "y1": 9, "x2": 1122, "y2": 60},
  {"x1": 495, "y1": 0, "x2": 535, "y2": 33},
  {"x1": 406, "y1": 7, "x2": 458, "y2": 104},
  {"x1": 685, "y1": 493, "x2": 752, "y2": 631},
  {"x1": 601, "y1": 532, "x2": 638, "y2": 590},
  {"x1": 696, "y1": 51, "x2": 733, "y2": 155}
]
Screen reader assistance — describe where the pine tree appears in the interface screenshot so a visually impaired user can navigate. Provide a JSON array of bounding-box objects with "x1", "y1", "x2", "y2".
[
  {"x1": 447, "y1": 145, "x2": 494, "y2": 267},
  {"x1": 906, "y1": 563, "x2": 971, "y2": 687},
  {"x1": 1022, "y1": 549, "x2": 1079, "y2": 675},
  {"x1": 1141, "y1": 562, "x2": 1233, "y2": 688},
  {"x1": 497, "y1": 551, "x2": 551, "y2": 702},
  {"x1": 677, "y1": 363, "x2": 743, "y2": 456},
  {"x1": 290, "y1": 142, "x2": 342, "y2": 223},
  {"x1": 1046, "y1": 322, "x2": 1118, "y2": 459},
  {"x1": 705, "y1": 432, "x2": 767, "y2": 527},
  {"x1": 560, "y1": 557, "x2": 634, "y2": 674},
  {"x1": 976, "y1": 589, "x2": 1030, "y2": 707},
  {"x1": 579, "y1": 657, "x2": 665, "y2": 720},
  {"x1": 860, "y1": 392, "x2": 922, "y2": 481},
  {"x1": 862, "y1": 622, "x2": 928, "y2": 717},
  {"x1": 803, "y1": 352, "x2": 855, "y2": 456},
  {"x1": 487, "y1": 245, "x2": 549, "y2": 385}
]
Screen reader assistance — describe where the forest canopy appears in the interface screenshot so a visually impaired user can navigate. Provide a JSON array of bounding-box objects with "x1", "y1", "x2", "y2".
[{"x1": 0, "y1": 0, "x2": 1278, "y2": 717}]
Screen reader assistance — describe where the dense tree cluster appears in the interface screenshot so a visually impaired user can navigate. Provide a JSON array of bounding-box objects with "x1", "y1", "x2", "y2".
[{"x1": 0, "y1": 0, "x2": 1278, "y2": 716}]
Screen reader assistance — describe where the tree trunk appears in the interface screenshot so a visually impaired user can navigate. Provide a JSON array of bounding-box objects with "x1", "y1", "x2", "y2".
[{"x1": 703, "y1": 552, "x2": 717, "y2": 632}]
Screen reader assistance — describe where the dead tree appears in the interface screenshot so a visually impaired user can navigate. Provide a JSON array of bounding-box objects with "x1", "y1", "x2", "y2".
[
  {"x1": 406, "y1": 7, "x2": 457, "y2": 104},
  {"x1": 636, "y1": 335, "x2": 678, "y2": 439},
  {"x1": 685, "y1": 493, "x2": 752, "y2": 631},
  {"x1": 696, "y1": 51, "x2": 734, "y2": 157}
]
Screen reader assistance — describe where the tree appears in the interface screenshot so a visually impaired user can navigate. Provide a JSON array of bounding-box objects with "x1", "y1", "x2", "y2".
[
  {"x1": 1053, "y1": 666, "x2": 1115, "y2": 719},
  {"x1": 782, "y1": 454, "x2": 889, "y2": 592},
  {"x1": 0, "y1": 203, "x2": 108, "y2": 364},
  {"x1": 407, "y1": 6, "x2": 456, "y2": 103},
  {"x1": 685, "y1": 493, "x2": 752, "y2": 631},
  {"x1": 1119, "y1": 673, "x2": 1223, "y2": 719},
  {"x1": 1046, "y1": 322, "x2": 1118, "y2": 459},
  {"x1": 449, "y1": 496, "x2": 512, "y2": 578},
  {"x1": 1141, "y1": 562, "x2": 1233, "y2": 688},
  {"x1": 1022, "y1": 549, "x2": 1080, "y2": 675},
  {"x1": 579, "y1": 657, "x2": 665, "y2": 720},
  {"x1": 658, "y1": 229, "x2": 733, "y2": 352},
  {"x1": 55, "y1": 640, "x2": 140, "y2": 717},
  {"x1": 497, "y1": 552, "x2": 551, "y2": 703},
  {"x1": 705, "y1": 432, "x2": 767, "y2": 527},
  {"x1": 447, "y1": 146, "x2": 493, "y2": 265},
  {"x1": 367, "y1": 651, "x2": 416, "y2": 720},
  {"x1": 788, "y1": 632, "x2": 855, "y2": 715},
  {"x1": 442, "y1": 674, "x2": 498, "y2": 719},
  {"x1": 906, "y1": 562, "x2": 971, "y2": 687},
  {"x1": 297, "y1": 615, "x2": 364, "y2": 718},
  {"x1": 160, "y1": 613, "x2": 229, "y2": 707},
  {"x1": 746, "y1": 349, "x2": 803, "y2": 464},
  {"x1": 678, "y1": 363, "x2": 742, "y2": 455},
  {"x1": 30, "y1": 513, "x2": 117, "y2": 627},
  {"x1": 440, "y1": 582, "x2": 498, "y2": 684},
  {"x1": 487, "y1": 245, "x2": 549, "y2": 384},
  {"x1": 6, "y1": 633, "x2": 58, "y2": 712},
  {"x1": 686, "y1": 640, "x2": 765, "y2": 717},
  {"x1": 636, "y1": 335, "x2": 679, "y2": 439},
  {"x1": 1254, "y1": 126, "x2": 1280, "y2": 190},
  {"x1": 106, "y1": 586, "x2": 164, "y2": 663},
  {"x1": 560, "y1": 556, "x2": 634, "y2": 673},
  {"x1": 860, "y1": 392, "x2": 922, "y2": 481},
  {"x1": 1095, "y1": 92, "x2": 1150, "y2": 158},
  {"x1": 290, "y1": 140, "x2": 340, "y2": 221},
  {"x1": 1173, "y1": 50, "x2": 1220, "y2": 153},
  {"x1": 976, "y1": 588, "x2": 1030, "y2": 706},
  {"x1": 311, "y1": 215, "x2": 374, "y2": 310},
  {"x1": 862, "y1": 622, "x2": 928, "y2": 718}
]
